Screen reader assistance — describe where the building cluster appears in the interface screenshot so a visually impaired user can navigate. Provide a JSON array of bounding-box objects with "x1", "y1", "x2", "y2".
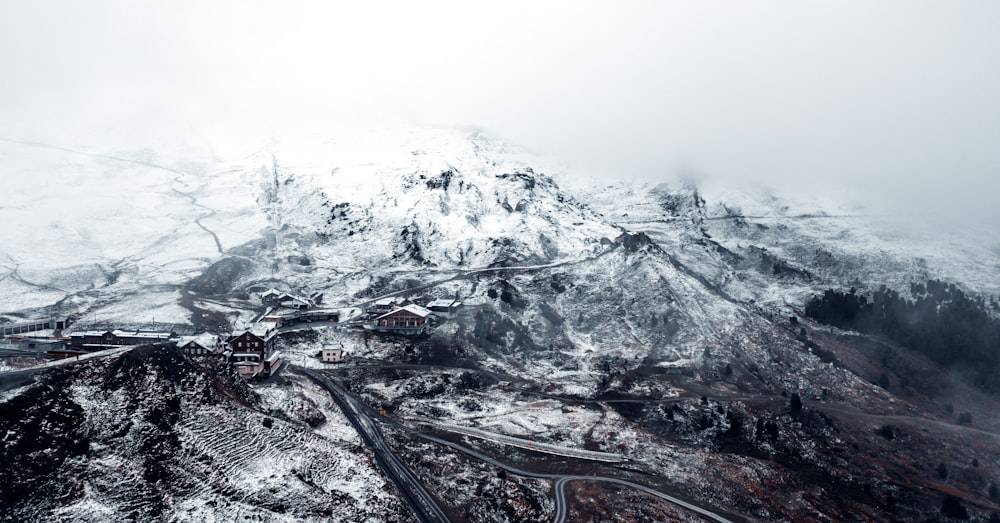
[
  {"x1": 258, "y1": 287, "x2": 340, "y2": 327},
  {"x1": 260, "y1": 289, "x2": 324, "y2": 310},
  {"x1": 3, "y1": 286, "x2": 467, "y2": 378},
  {"x1": 54, "y1": 326, "x2": 280, "y2": 379}
]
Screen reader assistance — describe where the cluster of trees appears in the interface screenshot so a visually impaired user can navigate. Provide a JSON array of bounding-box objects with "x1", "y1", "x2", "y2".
[{"x1": 805, "y1": 280, "x2": 1000, "y2": 393}]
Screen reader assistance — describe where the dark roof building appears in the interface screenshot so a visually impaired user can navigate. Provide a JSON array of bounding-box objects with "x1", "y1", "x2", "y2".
[
  {"x1": 68, "y1": 329, "x2": 176, "y2": 349},
  {"x1": 426, "y1": 298, "x2": 463, "y2": 316},
  {"x1": 177, "y1": 333, "x2": 222, "y2": 356},
  {"x1": 227, "y1": 325, "x2": 279, "y2": 379}
]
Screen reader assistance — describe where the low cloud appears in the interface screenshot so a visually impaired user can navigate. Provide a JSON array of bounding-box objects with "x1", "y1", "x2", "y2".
[{"x1": 2, "y1": 1, "x2": 998, "y2": 223}]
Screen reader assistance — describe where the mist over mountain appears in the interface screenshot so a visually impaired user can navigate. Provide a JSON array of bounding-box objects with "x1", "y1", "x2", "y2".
[
  {"x1": 2, "y1": 127, "x2": 1000, "y2": 521},
  {"x1": 3, "y1": 1, "x2": 999, "y2": 224},
  {"x1": 2, "y1": 2, "x2": 1000, "y2": 521}
]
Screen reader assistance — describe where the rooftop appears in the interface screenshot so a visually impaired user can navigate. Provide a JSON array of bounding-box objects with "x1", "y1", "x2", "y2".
[
  {"x1": 177, "y1": 332, "x2": 219, "y2": 348},
  {"x1": 376, "y1": 304, "x2": 431, "y2": 320},
  {"x1": 427, "y1": 298, "x2": 461, "y2": 309}
]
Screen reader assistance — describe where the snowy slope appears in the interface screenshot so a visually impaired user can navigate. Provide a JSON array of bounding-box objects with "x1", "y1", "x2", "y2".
[
  {"x1": 5, "y1": 128, "x2": 1000, "y2": 521},
  {"x1": 6, "y1": 127, "x2": 998, "y2": 361},
  {"x1": 0, "y1": 347, "x2": 406, "y2": 522},
  {"x1": 1, "y1": 128, "x2": 624, "y2": 328},
  {"x1": 4, "y1": 126, "x2": 997, "y2": 360},
  {"x1": 576, "y1": 178, "x2": 1000, "y2": 308},
  {"x1": 0, "y1": 138, "x2": 266, "y2": 323},
  {"x1": 260, "y1": 129, "x2": 619, "y2": 279}
]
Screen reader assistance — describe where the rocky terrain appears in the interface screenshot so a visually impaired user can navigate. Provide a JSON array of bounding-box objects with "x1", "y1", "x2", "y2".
[
  {"x1": 2, "y1": 128, "x2": 1000, "y2": 521},
  {"x1": 0, "y1": 346, "x2": 406, "y2": 522}
]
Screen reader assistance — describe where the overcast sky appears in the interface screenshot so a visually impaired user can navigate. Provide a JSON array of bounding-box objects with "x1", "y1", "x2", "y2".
[{"x1": 2, "y1": 1, "x2": 998, "y2": 221}]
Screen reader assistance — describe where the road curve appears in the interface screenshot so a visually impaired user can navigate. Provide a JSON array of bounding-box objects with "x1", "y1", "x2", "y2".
[
  {"x1": 410, "y1": 429, "x2": 735, "y2": 523},
  {"x1": 434, "y1": 422, "x2": 627, "y2": 463},
  {"x1": 304, "y1": 367, "x2": 738, "y2": 523}
]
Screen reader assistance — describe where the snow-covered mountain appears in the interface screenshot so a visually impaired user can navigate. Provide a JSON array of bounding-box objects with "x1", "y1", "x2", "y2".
[
  {"x1": 265, "y1": 128, "x2": 619, "y2": 268},
  {"x1": 3, "y1": 128, "x2": 1000, "y2": 521},
  {"x1": 4, "y1": 128, "x2": 997, "y2": 332}
]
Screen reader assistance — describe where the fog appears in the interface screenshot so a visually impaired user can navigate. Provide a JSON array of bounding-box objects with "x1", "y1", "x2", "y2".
[{"x1": 2, "y1": 1, "x2": 998, "y2": 223}]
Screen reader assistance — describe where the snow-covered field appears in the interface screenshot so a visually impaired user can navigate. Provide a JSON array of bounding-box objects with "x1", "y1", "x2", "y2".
[{"x1": 0, "y1": 138, "x2": 266, "y2": 324}]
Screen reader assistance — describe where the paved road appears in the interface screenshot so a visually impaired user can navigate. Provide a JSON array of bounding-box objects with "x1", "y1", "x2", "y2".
[
  {"x1": 0, "y1": 346, "x2": 131, "y2": 375},
  {"x1": 0, "y1": 346, "x2": 134, "y2": 394},
  {"x1": 409, "y1": 420, "x2": 736, "y2": 523},
  {"x1": 551, "y1": 474, "x2": 735, "y2": 523},
  {"x1": 348, "y1": 247, "x2": 619, "y2": 311},
  {"x1": 817, "y1": 402, "x2": 1000, "y2": 442},
  {"x1": 433, "y1": 422, "x2": 627, "y2": 463},
  {"x1": 305, "y1": 367, "x2": 739, "y2": 523},
  {"x1": 302, "y1": 368, "x2": 451, "y2": 523}
]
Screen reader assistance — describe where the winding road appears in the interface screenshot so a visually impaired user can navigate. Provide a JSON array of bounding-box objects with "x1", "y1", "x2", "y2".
[{"x1": 302, "y1": 366, "x2": 738, "y2": 523}]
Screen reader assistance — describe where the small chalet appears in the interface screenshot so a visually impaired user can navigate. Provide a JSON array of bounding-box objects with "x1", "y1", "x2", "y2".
[
  {"x1": 261, "y1": 289, "x2": 305, "y2": 306},
  {"x1": 260, "y1": 288, "x2": 287, "y2": 306},
  {"x1": 260, "y1": 288, "x2": 322, "y2": 310},
  {"x1": 371, "y1": 297, "x2": 400, "y2": 313},
  {"x1": 426, "y1": 298, "x2": 463, "y2": 316},
  {"x1": 228, "y1": 324, "x2": 280, "y2": 378},
  {"x1": 321, "y1": 347, "x2": 344, "y2": 363},
  {"x1": 372, "y1": 304, "x2": 431, "y2": 335},
  {"x1": 280, "y1": 296, "x2": 311, "y2": 310},
  {"x1": 176, "y1": 333, "x2": 222, "y2": 357}
]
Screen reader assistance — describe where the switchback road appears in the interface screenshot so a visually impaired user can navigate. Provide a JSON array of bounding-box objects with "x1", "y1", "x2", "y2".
[{"x1": 303, "y1": 367, "x2": 739, "y2": 523}]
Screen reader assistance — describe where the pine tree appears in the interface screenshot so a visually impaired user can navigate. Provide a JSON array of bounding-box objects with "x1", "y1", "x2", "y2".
[
  {"x1": 936, "y1": 462, "x2": 948, "y2": 480},
  {"x1": 940, "y1": 494, "x2": 968, "y2": 519},
  {"x1": 789, "y1": 393, "x2": 803, "y2": 416}
]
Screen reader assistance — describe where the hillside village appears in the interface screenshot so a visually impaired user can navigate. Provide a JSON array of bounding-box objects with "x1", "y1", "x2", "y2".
[{"x1": 0, "y1": 287, "x2": 463, "y2": 380}]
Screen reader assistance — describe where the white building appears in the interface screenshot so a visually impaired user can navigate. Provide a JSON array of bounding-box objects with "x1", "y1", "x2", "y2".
[{"x1": 322, "y1": 347, "x2": 345, "y2": 363}]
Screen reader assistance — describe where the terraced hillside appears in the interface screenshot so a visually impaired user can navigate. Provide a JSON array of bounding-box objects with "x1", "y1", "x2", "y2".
[{"x1": 0, "y1": 347, "x2": 405, "y2": 522}]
